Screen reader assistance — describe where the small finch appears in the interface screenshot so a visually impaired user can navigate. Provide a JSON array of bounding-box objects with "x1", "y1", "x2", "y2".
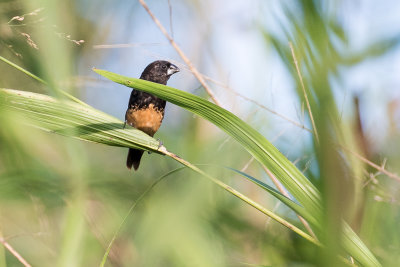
[{"x1": 125, "y1": 60, "x2": 180, "y2": 170}]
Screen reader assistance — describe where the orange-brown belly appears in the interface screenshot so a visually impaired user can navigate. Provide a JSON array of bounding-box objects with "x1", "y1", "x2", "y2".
[{"x1": 126, "y1": 104, "x2": 164, "y2": 137}]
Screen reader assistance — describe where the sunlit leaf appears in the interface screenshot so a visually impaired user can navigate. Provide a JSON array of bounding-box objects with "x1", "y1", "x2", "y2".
[
  {"x1": 93, "y1": 69, "x2": 381, "y2": 267},
  {"x1": 0, "y1": 87, "x2": 316, "y2": 248}
]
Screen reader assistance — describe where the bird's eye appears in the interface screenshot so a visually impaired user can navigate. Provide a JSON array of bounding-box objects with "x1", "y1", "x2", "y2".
[{"x1": 162, "y1": 65, "x2": 167, "y2": 70}]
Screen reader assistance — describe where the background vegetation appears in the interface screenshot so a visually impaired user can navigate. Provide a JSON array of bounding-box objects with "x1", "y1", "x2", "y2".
[{"x1": 1, "y1": 0, "x2": 400, "y2": 266}]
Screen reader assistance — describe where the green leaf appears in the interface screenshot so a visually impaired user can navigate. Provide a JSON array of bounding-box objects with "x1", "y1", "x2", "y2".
[
  {"x1": 0, "y1": 88, "x2": 160, "y2": 153},
  {"x1": 0, "y1": 80, "x2": 380, "y2": 266},
  {"x1": 93, "y1": 68, "x2": 321, "y2": 216},
  {"x1": 229, "y1": 167, "x2": 381, "y2": 266},
  {"x1": 0, "y1": 87, "x2": 317, "y2": 247},
  {"x1": 93, "y1": 69, "x2": 381, "y2": 267},
  {"x1": 227, "y1": 167, "x2": 317, "y2": 227}
]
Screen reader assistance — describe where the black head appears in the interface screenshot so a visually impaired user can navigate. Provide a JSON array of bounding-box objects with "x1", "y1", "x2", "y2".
[{"x1": 140, "y1": 60, "x2": 180, "y2": 85}]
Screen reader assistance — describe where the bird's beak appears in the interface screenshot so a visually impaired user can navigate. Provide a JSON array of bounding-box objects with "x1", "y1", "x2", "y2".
[{"x1": 167, "y1": 64, "x2": 180, "y2": 76}]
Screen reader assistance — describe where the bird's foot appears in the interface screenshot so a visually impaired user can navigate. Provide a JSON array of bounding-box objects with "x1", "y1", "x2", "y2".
[
  {"x1": 157, "y1": 139, "x2": 164, "y2": 149},
  {"x1": 149, "y1": 139, "x2": 163, "y2": 154}
]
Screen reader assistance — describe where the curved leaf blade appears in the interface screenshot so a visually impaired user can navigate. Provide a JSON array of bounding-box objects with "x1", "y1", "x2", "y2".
[
  {"x1": 93, "y1": 68, "x2": 321, "y2": 216},
  {"x1": 0, "y1": 88, "x2": 160, "y2": 152},
  {"x1": 0, "y1": 88, "x2": 317, "y2": 247},
  {"x1": 93, "y1": 69, "x2": 381, "y2": 267},
  {"x1": 227, "y1": 167, "x2": 317, "y2": 226}
]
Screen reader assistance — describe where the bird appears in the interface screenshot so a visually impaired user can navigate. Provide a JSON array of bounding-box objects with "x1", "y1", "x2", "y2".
[{"x1": 125, "y1": 60, "x2": 180, "y2": 170}]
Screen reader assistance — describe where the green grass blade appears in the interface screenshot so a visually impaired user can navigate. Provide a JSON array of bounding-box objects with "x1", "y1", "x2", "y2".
[
  {"x1": 228, "y1": 168, "x2": 380, "y2": 266},
  {"x1": 100, "y1": 167, "x2": 186, "y2": 267},
  {"x1": 0, "y1": 88, "x2": 160, "y2": 152},
  {"x1": 0, "y1": 88, "x2": 317, "y2": 248},
  {"x1": 163, "y1": 151, "x2": 319, "y2": 246},
  {"x1": 0, "y1": 55, "x2": 47, "y2": 85},
  {"x1": 92, "y1": 69, "x2": 381, "y2": 267},
  {"x1": 227, "y1": 168, "x2": 317, "y2": 227},
  {"x1": 0, "y1": 85, "x2": 379, "y2": 266},
  {"x1": 0, "y1": 55, "x2": 89, "y2": 107},
  {"x1": 93, "y1": 69, "x2": 321, "y2": 216},
  {"x1": 343, "y1": 224, "x2": 382, "y2": 267}
]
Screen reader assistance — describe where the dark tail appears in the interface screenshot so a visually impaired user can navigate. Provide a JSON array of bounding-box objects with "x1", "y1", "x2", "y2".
[{"x1": 126, "y1": 148, "x2": 144, "y2": 170}]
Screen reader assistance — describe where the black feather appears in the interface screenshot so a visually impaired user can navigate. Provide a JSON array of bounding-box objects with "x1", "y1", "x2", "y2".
[{"x1": 126, "y1": 148, "x2": 144, "y2": 170}]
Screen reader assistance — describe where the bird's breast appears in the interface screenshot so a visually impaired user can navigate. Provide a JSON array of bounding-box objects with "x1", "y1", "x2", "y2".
[{"x1": 126, "y1": 103, "x2": 164, "y2": 137}]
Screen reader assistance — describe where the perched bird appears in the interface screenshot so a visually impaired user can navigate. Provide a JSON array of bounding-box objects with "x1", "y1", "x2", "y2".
[{"x1": 125, "y1": 60, "x2": 180, "y2": 170}]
